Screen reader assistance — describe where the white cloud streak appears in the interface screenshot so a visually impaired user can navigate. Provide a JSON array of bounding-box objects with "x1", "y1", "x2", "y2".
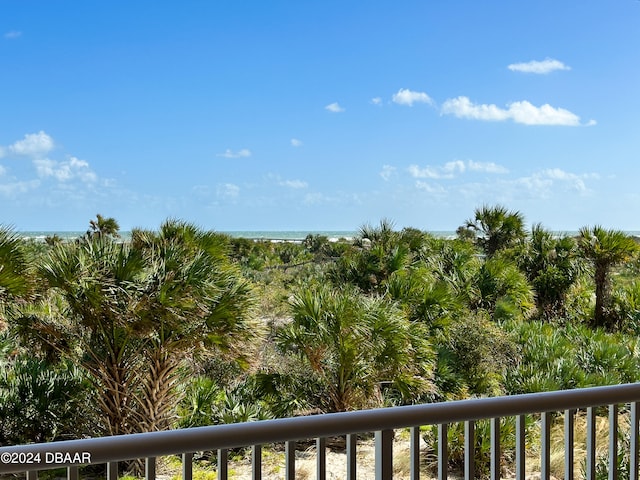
[
  {"x1": 279, "y1": 179, "x2": 308, "y2": 189},
  {"x1": 508, "y1": 58, "x2": 571, "y2": 74},
  {"x1": 325, "y1": 102, "x2": 345, "y2": 113},
  {"x1": 4, "y1": 31, "x2": 22, "y2": 39},
  {"x1": 290, "y1": 138, "x2": 303, "y2": 147},
  {"x1": 392, "y1": 88, "x2": 433, "y2": 106},
  {"x1": 217, "y1": 149, "x2": 252, "y2": 158},
  {"x1": 217, "y1": 183, "x2": 240, "y2": 199},
  {"x1": 408, "y1": 160, "x2": 508, "y2": 179},
  {"x1": 371, "y1": 97, "x2": 382, "y2": 106},
  {"x1": 441, "y1": 96, "x2": 593, "y2": 126}
]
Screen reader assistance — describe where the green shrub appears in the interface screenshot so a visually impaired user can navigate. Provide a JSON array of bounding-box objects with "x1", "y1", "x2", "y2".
[{"x1": 0, "y1": 356, "x2": 91, "y2": 444}]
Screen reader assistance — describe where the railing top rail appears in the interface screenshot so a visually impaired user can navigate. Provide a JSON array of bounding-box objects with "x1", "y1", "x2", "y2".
[{"x1": 2, "y1": 382, "x2": 640, "y2": 473}]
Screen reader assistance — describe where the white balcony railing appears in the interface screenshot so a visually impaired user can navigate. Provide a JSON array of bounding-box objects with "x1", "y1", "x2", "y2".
[{"x1": 1, "y1": 383, "x2": 639, "y2": 479}]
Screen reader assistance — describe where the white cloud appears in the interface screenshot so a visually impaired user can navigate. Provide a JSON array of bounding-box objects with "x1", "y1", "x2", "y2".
[
  {"x1": 4, "y1": 31, "x2": 22, "y2": 39},
  {"x1": 371, "y1": 97, "x2": 383, "y2": 106},
  {"x1": 408, "y1": 159, "x2": 506, "y2": 179},
  {"x1": 380, "y1": 165, "x2": 396, "y2": 181},
  {"x1": 325, "y1": 102, "x2": 345, "y2": 113},
  {"x1": 279, "y1": 179, "x2": 308, "y2": 189},
  {"x1": 392, "y1": 88, "x2": 433, "y2": 107},
  {"x1": 409, "y1": 161, "x2": 463, "y2": 179},
  {"x1": 0, "y1": 179, "x2": 40, "y2": 197},
  {"x1": 538, "y1": 168, "x2": 599, "y2": 192},
  {"x1": 508, "y1": 58, "x2": 571, "y2": 74},
  {"x1": 416, "y1": 181, "x2": 447, "y2": 195},
  {"x1": 9, "y1": 131, "x2": 55, "y2": 157},
  {"x1": 0, "y1": 165, "x2": 5, "y2": 176},
  {"x1": 0, "y1": 147, "x2": 5, "y2": 158},
  {"x1": 290, "y1": 138, "x2": 303, "y2": 147},
  {"x1": 441, "y1": 96, "x2": 592, "y2": 126},
  {"x1": 33, "y1": 156, "x2": 97, "y2": 183},
  {"x1": 216, "y1": 149, "x2": 252, "y2": 159},
  {"x1": 217, "y1": 183, "x2": 240, "y2": 199},
  {"x1": 508, "y1": 101, "x2": 584, "y2": 126},
  {"x1": 467, "y1": 160, "x2": 509, "y2": 174}
]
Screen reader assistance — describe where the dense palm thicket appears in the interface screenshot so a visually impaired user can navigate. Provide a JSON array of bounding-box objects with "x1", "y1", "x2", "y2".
[{"x1": 2, "y1": 207, "x2": 640, "y2": 451}]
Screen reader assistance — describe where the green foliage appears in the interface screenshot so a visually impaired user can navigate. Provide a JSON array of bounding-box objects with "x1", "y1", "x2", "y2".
[
  {"x1": 8, "y1": 209, "x2": 640, "y2": 455},
  {"x1": 611, "y1": 280, "x2": 640, "y2": 334},
  {"x1": 434, "y1": 312, "x2": 518, "y2": 398},
  {"x1": 462, "y1": 204, "x2": 526, "y2": 257},
  {"x1": 517, "y1": 225, "x2": 584, "y2": 320},
  {"x1": 587, "y1": 428, "x2": 632, "y2": 480},
  {"x1": 86, "y1": 214, "x2": 120, "y2": 239},
  {"x1": 471, "y1": 256, "x2": 535, "y2": 321},
  {"x1": 17, "y1": 219, "x2": 258, "y2": 437},
  {"x1": 178, "y1": 377, "x2": 272, "y2": 428},
  {"x1": 330, "y1": 219, "x2": 413, "y2": 293},
  {"x1": 0, "y1": 356, "x2": 91, "y2": 444},
  {"x1": 579, "y1": 226, "x2": 640, "y2": 328},
  {"x1": 0, "y1": 225, "x2": 32, "y2": 311},
  {"x1": 277, "y1": 285, "x2": 434, "y2": 412},
  {"x1": 423, "y1": 415, "x2": 537, "y2": 478},
  {"x1": 505, "y1": 321, "x2": 640, "y2": 394}
]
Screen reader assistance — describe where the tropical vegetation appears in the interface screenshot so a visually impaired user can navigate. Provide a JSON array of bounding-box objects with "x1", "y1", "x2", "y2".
[{"x1": 2, "y1": 207, "x2": 640, "y2": 477}]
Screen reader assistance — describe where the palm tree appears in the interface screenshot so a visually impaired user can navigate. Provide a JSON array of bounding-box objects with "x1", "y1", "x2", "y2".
[
  {"x1": 579, "y1": 226, "x2": 639, "y2": 328},
  {"x1": 28, "y1": 237, "x2": 145, "y2": 436},
  {"x1": 86, "y1": 214, "x2": 120, "y2": 239},
  {"x1": 0, "y1": 226, "x2": 33, "y2": 332},
  {"x1": 129, "y1": 219, "x2": 257, "y2": 432},
  {"x1": 0, "y1": 226, "x2": 30, "y2": 298},
  {"x1": 277, "y1": 285, "x2": 433, "y2": 412},
  {"x1": 332, "y1": 219, "x2": 411, "y2": 292},
  {"x1": 23, "y1": 220, "x2": 258, "y2": 436},
  {"x1": 471, "y1": 256, "x2": 535, "y2": 321},
  {"x1": 463, "y1": 205, "x2": 526, "y2": 257},
  {"x1": 518, "y1": 224, "x2": 584, "y2": 320}
]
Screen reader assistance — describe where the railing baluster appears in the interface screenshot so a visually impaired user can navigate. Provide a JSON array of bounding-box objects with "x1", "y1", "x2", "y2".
[
  {"x1": 610, "y1": 404, "x2": 618, "y2": 480},
  {"x1": 317, "y1": 437, "x2": 326, "y2": 480},
  {"x1": 565, "y1": 409, "x2": 575, "y2": 480},
  {"x1": 182, "y1": 452, "x2": 193, "y2": 480},
  {"x1": 465, "y1": 420, "x2": 475, "y2": 480},
  {"x1": 285, "y1": 440, "x2": 295, "y2": 480},
  {"x1": 410, "y1": 426, "x2": 420, "y2": 480},
  {"x1": 252, "y1": 444, "x2": 262, "y2": 480},
  {"x1": 26, "y1": 470, "x2": 38, "y2": 480},
  {"x1": 375, "y1": 429, "x2": 393, "y2": 480},
  {"x1": 491, "y1": 417, "x2": 500, "y2": 480},
  {"x1": 67, "y1": 465, "x2": 78, "y2": 480},
  {"x1": 347, "y1": 433, "x2": 357, "y2": 480},
  {"x1": 587, "y1": 406, "x2": 596, "y2": 480},
  {"x1": 516, "y1": 415, "x2": 526, "y2": 480},
  {"x1": 145, "y1": 456, "x2": 156, "y2": 480},
  {"x1": 107, "y1": 461, "x2": 118, "y2": 480},
  {"x1": 218, "y1": 449, "x2": 227, "y2": 480},
  {"x1": 631, "y1": 402, "x2": 639, "y2": 480},
  {"x1": 438, "y1": 423, "x2": 448, "y2": 480},
  {"x1": 541, "y1": 412, "x2": 551, "y2": 480}
]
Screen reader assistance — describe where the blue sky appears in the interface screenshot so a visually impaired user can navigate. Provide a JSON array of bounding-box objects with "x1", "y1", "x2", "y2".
[{"x1": 1, "y1": 1, "x2": 639, "y2": 232}]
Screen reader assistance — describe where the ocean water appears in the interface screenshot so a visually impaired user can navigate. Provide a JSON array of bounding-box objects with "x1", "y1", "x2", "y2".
[
  {"x1": 18, "y1": 230, "x2": 640, "y2": 243},
  {"x1": 18, "y1": 230, "x2": 462, "y2": 242}
]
